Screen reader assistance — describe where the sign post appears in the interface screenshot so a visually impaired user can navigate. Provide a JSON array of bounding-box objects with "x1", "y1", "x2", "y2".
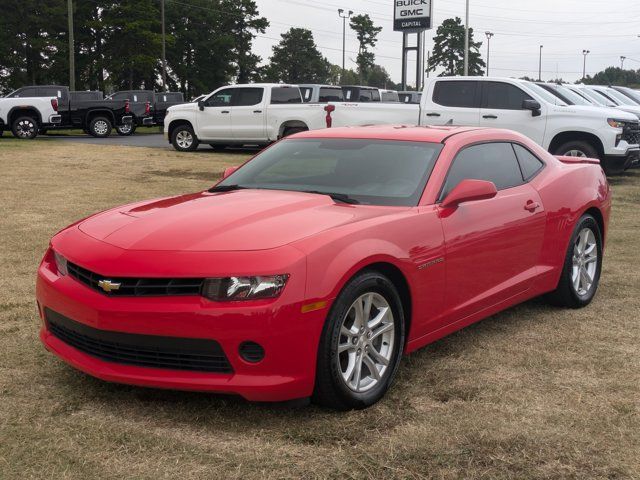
[{"x1": 394, "y1": 0, "x2": 432, "y2": 91}]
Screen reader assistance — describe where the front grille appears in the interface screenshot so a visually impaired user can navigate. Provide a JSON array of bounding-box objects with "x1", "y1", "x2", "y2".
[
  {"x1": 67, "y1": 261, "x2": 204, "y2": 297},
  {"x1": 46, "y1": 309, "x2": 233, "y2": 373},
  {"x1": 622, "y1": 122, "x2": 640, "y2": 145}
]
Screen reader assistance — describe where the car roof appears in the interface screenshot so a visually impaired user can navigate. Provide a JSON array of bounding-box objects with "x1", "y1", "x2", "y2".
[{"x1": 293, "y1": 125, "x2": 486, "y2": 143}]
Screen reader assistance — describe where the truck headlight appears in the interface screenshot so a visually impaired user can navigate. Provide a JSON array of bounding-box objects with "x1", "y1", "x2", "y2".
[
  {"x1": 607, "y1": 118, "x2": 627, "y2": 129},
  {"x1": 202, "y1": 275, "x2": 289, "y2": 301},
  {"x1": 54, "y1": 251, "x2": 68, "y2": 276}
]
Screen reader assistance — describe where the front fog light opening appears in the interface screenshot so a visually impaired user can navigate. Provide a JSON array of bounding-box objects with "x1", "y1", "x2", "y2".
[{"x1": 239, "y1": 341, "x2": 265, "y2": 363}]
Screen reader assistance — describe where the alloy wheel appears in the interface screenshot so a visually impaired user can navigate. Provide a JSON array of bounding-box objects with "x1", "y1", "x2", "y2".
[
  {"x1": 16, "y1": 119, "x2": 35, "y2": 138},
  {"x1": 176, "y1": 130, "x2": 193, "y2": 149},
  {"x1": 337, "y1": 292, "x2": 395, "y2": 393},
  {"x1": 565, "y1": 149, "x2": 587, "y2": 157},
  {"x1": 94, "y1": 120, "x2": 109, "y2": 136},
  {"x1": 571, "y1": 227, "x2": 598, "y2": 296}
]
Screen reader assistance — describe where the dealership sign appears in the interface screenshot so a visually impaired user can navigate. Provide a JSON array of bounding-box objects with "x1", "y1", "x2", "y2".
[{"x1": 394, "y1": 0, "x2": 432, "y2": 31}]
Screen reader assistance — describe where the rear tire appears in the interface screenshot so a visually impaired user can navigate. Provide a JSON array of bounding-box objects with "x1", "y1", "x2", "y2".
[
  {"x1": 88, "y1": 116, "x2": 112, "y2": 138},
  {"x1": 546, "y1": 214, "x2": 602, "y2": 309},
  {"x1": 11, "y1": 116, "x2": 39, "y2": 139},
  {"x1": 313, "y1": 271, "x2": 405, "y2": 410},
  {"x1": 116, "y1": 123, "x2": 136, "y2": 136},
  {"x1": 171, "y1": 124, "x2": 199, "y2": 152}
]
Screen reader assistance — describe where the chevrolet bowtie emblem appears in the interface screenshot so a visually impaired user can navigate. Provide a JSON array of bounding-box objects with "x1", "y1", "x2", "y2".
[{"x1": 98, "y1": 279, "x2": 122, "y2": 293}]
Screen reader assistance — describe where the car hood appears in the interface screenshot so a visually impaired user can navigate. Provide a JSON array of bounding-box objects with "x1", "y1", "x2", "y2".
[
  {"x1": 78, "y1": 189, "x2": 402, "y2": 252},
  {"x1": 167, "y1": 102, "x2": 198, "y2": 113},
  {"x1": 614, "y1": 105, "x2": 640, "y2": 118}
]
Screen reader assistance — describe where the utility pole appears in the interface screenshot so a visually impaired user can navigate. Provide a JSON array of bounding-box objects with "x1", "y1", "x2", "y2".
[
  {"x1": 621, "y1": 56, "x2": 627, "y2": 69},
  {"x1": 161, "y1": 0, "x2": 167, "y2": 91},
  {"x1": 464, "y1": 0, "x2": 469, "y2": 76},
  {"x1": 582, "y1": 49, "x2": 590, "y2": 80},
  {"x1": 538, "y1": 45, "x2": 543, "y2": 81},
  {"x1": 485, "y1": 31, "x2": 493, "y2": 76},
  {"x1": 338, "y1": 9, "x2": 353, "y2": 83},
  {"x1": 67, "y1": 0, "x2": 75, "y2": 91}
]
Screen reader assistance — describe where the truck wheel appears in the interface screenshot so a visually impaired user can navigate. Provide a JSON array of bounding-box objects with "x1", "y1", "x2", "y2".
[
  {"x1": 553, "y1": 141, "x2": 598, "y2": 160},
  {"x1": 12, "y1": 116, "x2": 39, "y2": 139},
  {"x1": 116, "y1": 123, "x2": 136, "y2": 136},
  {"x1": 282, "y1": 127, "x2": 307, "y2": 138},
  {"x1": 171, "y1": 125, "x2": 199, "y2": 152},
  {"x1": 88, "y1": 116, "x2": 112, "y2": 138}
]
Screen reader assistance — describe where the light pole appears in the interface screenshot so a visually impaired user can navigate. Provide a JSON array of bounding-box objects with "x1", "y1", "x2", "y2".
[
  {"x1": 485, "y1": 31, "x2": 493, "y2": 76},
  {"x1": 621, "y1": 56, "x2": 627, "y2": 69},
  {"x1": 538, "y1": 45, "x2": 543, "y2": 81},
  {"x1": 338, "y1": 9, "x2": 353, "y2": 82},
  {"x1": 464, "y1": 0, "x2": 469, "y2": 76},
  {"x1": 67, "y1": 0, "x2": 75, "y2": 91},
  {"x1": 582, "y1": 49, "x2": 590, "y2": 80},
  {"x1": 161, "y1": 0, "x2": 167, "y2": 91}
]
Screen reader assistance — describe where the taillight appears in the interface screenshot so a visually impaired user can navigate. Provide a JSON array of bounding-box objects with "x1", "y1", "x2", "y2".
[
  {"x1": 145, "y1": 101, "x2": 151, "y2": 115},
  {"x1": 51, "y1": 98, "x2": 58, "y2": 112},
  {"x1": 125, "y1": 99, "x2": 130, "y2": 114},
  {"x1": 324, "y1": 104, "x2": 335, "y2": 128}
]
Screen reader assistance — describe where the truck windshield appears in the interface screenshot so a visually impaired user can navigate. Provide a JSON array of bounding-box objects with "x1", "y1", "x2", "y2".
[
  {"x1": 554, "y1": 85, "x2": 592, "y2": 105},
  {"x1": 526, "y1": 83, "x2": 567, "y2": 106},
  {"x1": 604, "y1": 88, "x2": 639, "y2": 106},
  {"x1": 216, "y1": 138, "x2": 443, "y2": 206}
]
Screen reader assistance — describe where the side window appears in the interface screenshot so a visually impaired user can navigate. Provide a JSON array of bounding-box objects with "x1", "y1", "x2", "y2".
[
  {"x1": 432, "y1": 81, "x2": 479, "y2": 108},
  {"x1": 16, "y1": 87, "x2": 38, "y2": 98},
  {"x1": 300, "y1": 87, "x2": 313, "y2": 102},
  {"x1": 441, "y1": 143, "x2": 524, "y2": 200},
  {"x1": 233, "y1": 88, "x2": 264, "y2": 106},
  {"x1": 483, "y1": 82, "x2": 532, "y2": 110},
  {"x1": 319, "y1": 88, "x2": 343, "y2": 102},
  {"x1": 271, "y1": 87, "x2": 302, "y2": 104},
  {"x1": 513, "y1": 144, "x2": 544, "y2": 180},
  {"x1": 359, "y1": 90, "x2": 371, "y2": 102},
  {"x1": 371, "y1": 90, "x2": 381, "y2": 102},
  {"x1": 111, "y1": 92, "x2": 128, "y2": 100},
  {"x1": 206, "y1": 88, "x2": 235, "y2": 107},
  {"x1": 343, "y1": 89, "x2": 354, "y2": 101}
]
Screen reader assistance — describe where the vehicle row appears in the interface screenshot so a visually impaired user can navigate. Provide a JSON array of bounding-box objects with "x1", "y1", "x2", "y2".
[{"x1": 0, "y1": 85, "x2": 185, "y2": 139}]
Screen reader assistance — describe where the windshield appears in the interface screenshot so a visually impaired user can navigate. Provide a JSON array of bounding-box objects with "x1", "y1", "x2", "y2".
[
  {"x1": 604, "y1": 88, "x2": 639, "y2": 106},
  {"x1": 217, "y1": 138, "x2": 443, "y2": 206},
  {"x1": 618, "y1": 87, "x2": 640, "y2": 104},
  {"x1": 579, "y1": 88, "x2": 615, "y2": 106},
  {"x1": 526, "y1": 83, "x2": 567, "y2": 105},
  {"x1": 554, "y1": 85, "x2": 592, "y2": 105}
]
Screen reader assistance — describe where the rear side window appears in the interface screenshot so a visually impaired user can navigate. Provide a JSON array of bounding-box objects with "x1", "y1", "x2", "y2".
[
  {"x1": 300, "y1": 87, "x2": 313, "y2": 102},
  {"x1": 433, "y1": 81, "x2": 479, "y2": 108},
  {"x1": 110, "y1": 92, "x2": 128, "y2": 100},
  {"x1": 271, "y1": 87, "x2": 302, "y2": 104},
  {"x1": 381, "y1": 91, "x2": 399, "y2": 102},
  {"x1": 319, "y1": 87, "x2": 343, "y2": 102},
  {"x1": 441, "y1": 142, "x2": 524, "y2": 199},
  {"x1": 13, "y1": 87, "x2": 38, "y2": 98},
  {"x1": 233, "y1": 88, "x2": 264, "y2": 106},
  {"x1": 513, "y1": 144, "x2": 544, "y2": 180},
  {"x1": 483, "y1": 82, "x2": 532, "y2": 110}
]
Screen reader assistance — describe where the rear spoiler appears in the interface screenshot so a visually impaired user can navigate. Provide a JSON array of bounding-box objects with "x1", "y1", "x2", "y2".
[{"x1": 555, "y1": 155, "x2": 600, "y2": 165}]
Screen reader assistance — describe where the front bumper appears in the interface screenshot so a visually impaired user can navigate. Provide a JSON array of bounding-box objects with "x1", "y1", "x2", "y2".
[
  {"x1": 36, "y1": 250, "x2": 326, "y2": 402},
  {"x1": 603, "y1": 147, "x2": 639, "y2": 174}
]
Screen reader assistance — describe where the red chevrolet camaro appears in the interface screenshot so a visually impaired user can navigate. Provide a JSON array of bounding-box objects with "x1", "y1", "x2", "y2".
[{"x1": 37, "y1": 126, "x2": 611, "y2": 410}]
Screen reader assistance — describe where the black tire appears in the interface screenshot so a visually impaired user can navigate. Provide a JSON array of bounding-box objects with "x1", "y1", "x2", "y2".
[
  {"x1": 282, "y1": 126, "x2": 307, "y2": 138},
  {"x1": 546, "y1": 214, "x2": 603, "y2": 309},
  {"x1": 553, "y1": 140, "x2": 598, "y2": 159},
  {"x1": 171, "y1": 124, "x2": 199, "y2": 152},
  {"x1": 39, "y1": 128, "x2": 48, "y2": 135},
  {"x1": 116, "y1": 123, "x2": 136, "y2": 136},
  {"x1": 313, "y1": 270, "x2": 405, "y2": 410},
  {"x1": 11, "y1": 116, "x2": 39, "y2": 139},
  {"x1": 88, "y1": 116, "x2": 112, "y2": 138}
]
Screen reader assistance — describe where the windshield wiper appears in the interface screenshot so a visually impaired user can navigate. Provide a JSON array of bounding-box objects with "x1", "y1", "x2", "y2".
[
  {"x1": 208, "y1": 184, "x2": 247, "y2": 193},
  {"x1": 302, "y1": 190, "x2": 360, "y2": 204}
]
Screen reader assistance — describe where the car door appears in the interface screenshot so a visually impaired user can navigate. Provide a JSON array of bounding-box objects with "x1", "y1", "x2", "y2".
[
  {"x1": 479, "y1": 81, "x2": 547, "y2": 144},
  {"x1": 422, "y1": 79, "x2": 481, "y2": 127},
  {"x1": 197, "y1": 88, "x2": 235, "y2": 140},
  {"x1": 438, "y1": 142, "x2": 546, "y2": 322},
  {"x1": 230, "y1": 87, "x2": 266, "y2": 141}
]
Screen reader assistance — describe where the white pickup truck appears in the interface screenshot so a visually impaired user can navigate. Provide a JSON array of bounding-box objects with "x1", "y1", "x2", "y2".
[
  {"x1": 164, "y1": 83, "x2": 327, "y2": 151},
  {"x1": 0, "y1": 92, "x2": 62, "y2": 139},
  {"x1": 324, "y1": 76, "x2": 640, "y2": 174}
]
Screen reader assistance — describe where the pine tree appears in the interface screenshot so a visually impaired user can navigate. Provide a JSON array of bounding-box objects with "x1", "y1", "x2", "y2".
[{"x1": 428, "y1": 17, "x2": 485, "y2": 76}]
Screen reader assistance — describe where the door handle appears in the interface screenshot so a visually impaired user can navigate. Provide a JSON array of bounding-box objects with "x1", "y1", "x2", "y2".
[
  {"x1": 483, "y1": 114, "x2": 498, "y2": 119},
  {"x1": 426, "y1": 113, "x2": 441, "y2": 117},
  {"x1": 253, "y1": 110, "x2": 263, "y2": 113},
  {"x1": 221, "y1": 110, "x2": 230, "y2": 114},
  {"x1": 524, "y1": 201, "x2": 540, "y2": 212}
]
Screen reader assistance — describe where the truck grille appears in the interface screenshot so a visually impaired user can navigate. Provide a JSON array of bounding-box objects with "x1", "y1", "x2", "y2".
[
  {"x1": 46, "y1": 309, "x2": 233, "y2": 373},
  {"x1": 622, "y1": 121, "x2": 640, "y2": 145},
  {"x1": 67, "y1": 261, "x2": 204, "y2": 297}
]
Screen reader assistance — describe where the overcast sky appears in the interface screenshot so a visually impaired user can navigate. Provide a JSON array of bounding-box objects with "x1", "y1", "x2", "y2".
[{"x1": 252, "y1": 0, "x2": 640, "y2": 85}]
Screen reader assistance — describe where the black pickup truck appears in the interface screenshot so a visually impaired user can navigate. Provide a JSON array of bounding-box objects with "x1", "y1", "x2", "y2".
[
  {"x1": 106, "y1": 90, "x2": 184, "y2": 135},
  {"x1": 4, "y1": 86, "x2": 132, "y2": 137}
]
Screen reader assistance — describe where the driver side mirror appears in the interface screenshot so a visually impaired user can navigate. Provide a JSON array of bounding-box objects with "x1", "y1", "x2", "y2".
[
  {"x1": 222, "y1": 166, "x2": 239, "y2": 179},
  {"x1": 198, "y1": 100, "x2": 205, "y2": 111},
  {"x1": 523, "y1": 99, "x2": 542, "y2": 117},
  {"x1": 441, "y1": 179, "x2": 498, "y2": 209}
]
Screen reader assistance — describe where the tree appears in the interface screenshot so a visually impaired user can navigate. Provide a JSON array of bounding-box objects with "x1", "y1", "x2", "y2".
[
  {"x1": 581, "y1": 67, "x2": 640, "y2": 87},
  {"x1": 366, "y1": 65, "x2": 397, "y2": 89},
  {"x1": 349, "y1": 14, "x2": 382, "y2": 82},
  {"x1": 428, "y1": 17, "x2": 485, "y2": 76},
  {"x1": 265, "y1": 28, "x2": 331, "y2": 84}
]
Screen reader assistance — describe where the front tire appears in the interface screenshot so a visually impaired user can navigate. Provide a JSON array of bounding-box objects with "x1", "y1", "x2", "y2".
[
  {"x1": 88, "y1": 116, "x2": 112, "y2": 138},
  {"x1": 12, "y1": 116, "x2": 39, "y2": 139},
  {"x1": 547, "y1": 214, "x2": 602, "y2": 308},
  {"x1": 313, "y1": 271, "x2": 405, "y2": 410},
  {"x1": 553, "y1": 140, "x2": 598, "y2": 160},
  {"x1": 171, "y1": 124, "x2": 199, "y2": 152},
  {"x1": 116, "y1": 123, "x2": 136, "y2": 136}
]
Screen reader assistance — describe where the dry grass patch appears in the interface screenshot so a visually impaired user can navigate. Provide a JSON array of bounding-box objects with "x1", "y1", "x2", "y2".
[{"x1": 0, "y1": 139, "x2": 638, "y2": 479}]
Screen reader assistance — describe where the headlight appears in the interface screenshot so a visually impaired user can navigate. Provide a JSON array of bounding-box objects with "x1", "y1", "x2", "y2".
[
  {"x1": 607, "y1": 118, "x2": 627, "y2": 129},
  {"x1": 54, "y1": 251, "x2": 68, "y2": 276},
  {"x1": 202, "y1": 275, "x2": 289, "y2": 301}
]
